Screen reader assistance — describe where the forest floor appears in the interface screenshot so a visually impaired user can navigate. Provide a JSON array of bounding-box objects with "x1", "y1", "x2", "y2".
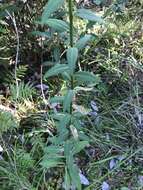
[{"x1": 0, "y1": 0, "x2": 143, "y2": 190}]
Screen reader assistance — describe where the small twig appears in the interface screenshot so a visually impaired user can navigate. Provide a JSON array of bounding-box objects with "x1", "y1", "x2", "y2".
[
  {"x1": 40, "y1": 38, "x2": 46, "y2": 103},
  {"x1": 6, "y1": 10, "x2": 20, "y2": 100},
  {"x1": 40, "y1": 64, "x2": 46, "y2": 102}
]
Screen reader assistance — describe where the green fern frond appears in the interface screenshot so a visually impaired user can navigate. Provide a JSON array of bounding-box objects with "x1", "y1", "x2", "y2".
[
  {"x1": 0, "y1": 111, "x2": 17, "y2": 134},
  {"x1": 10, "y1": 81, "x2": 35, "y2": 102},
  {"x1": 4, "y1": 65, "x2": 28, "y2": 84}
]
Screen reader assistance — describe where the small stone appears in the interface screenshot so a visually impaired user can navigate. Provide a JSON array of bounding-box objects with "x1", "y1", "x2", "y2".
[
  {"x1": 79, "y1": 172, "x2": 90, "y2": 185},
  {"x1": 101, "y1": 181, "x2": 110, "y2": 190},
  {"x1": 0, "y1": 145, "x2": 3, "y2": 152}
]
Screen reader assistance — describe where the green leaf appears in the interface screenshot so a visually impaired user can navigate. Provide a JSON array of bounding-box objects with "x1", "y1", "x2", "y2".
[
  {"x1": 40, "y1": 19, "x2": 69, "y2": 32},
  {"x1": 93, "y1": 0, "x2": 102, "y2": 5},
  {"x1": 67, "y1": 154, "x2": 81, "y2": 190},
  {"x1": 72, "y1": 141, "x2": 89, "y2": 155},
  {"x1": 44, "y1": 64, "x2": 69, "y2": 78},
  {"x1": 72, "y1": 117, "x2": 82, "y2": 130},
  {"x1": 76, "y1": 9, "x2": 104, "y2": 23},
  {"x1": 44, "y1": 145, "x2": 63, "y2": 154},
  {"x1": 62, "y1": 71, "x2": 71, "y2": 81},
  {"x1": 51, "y1": 113, "x2": 71, "y2": 142},
  {"x1": 63, "y1": 90, "x2": 74, "y2": 112},
  {"x1": 75, "y1": 34, "x2": 92, "y2": 50},
  {"x1": 58, "y1": 114, "x2": 71, "y2": 132},
  {"x1": 64, "y1": 141, "x2": 73, "y2": 158},
  {"x1": 79, "y1": 131, "x2": 90, "y2": 141},
  {"x1": 67, "y1": 47, "x2": 78, "y2": 73},
  {"x1": 42, "y1": 0, "x2": 64, "y2": 21},
  {"x1": 74, "y1": 71, "x2": 100, "y2": 84},
  {"x1": 64, "y1": 167, "x2": 71, "y2": 190},
  {"x1": 49, "y1": 131, "x2": 69, "y2": 145},
  {"x1": 50, "y1": 96, "x2": 64, "y2": 104},
  {"x1": 51, "y1": 113, "x2": 70, "y2": 120},
  {"x1": 70, "y1": 164, "x2": 81, "y2": 190},
  {"x1": 121, "y1": 187, "x2": 130, "y2": 190},
  {"x1": 32, "y1": 31, "x2": 51, "y2": 38},
  {"x1": 40, "y1": 159, "x2": 62, "y2": 169}
]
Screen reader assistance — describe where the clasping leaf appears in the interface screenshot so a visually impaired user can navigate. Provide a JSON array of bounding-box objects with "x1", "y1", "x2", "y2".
[
  {"x1": 39, "y1": 19, "x2": 69, "y2": 32},
  {"x1": 42, "y1": 0, "x2": 65, "y2": 21},
  {"x1": 74, "y1": 71, "x2": 100, "y2": 85},
  {"x1": 63, "y1": 90, "x2": 74, "y2": 112},
  {"x1": 75, "y1": 34, "x2": 92, "y2": 50},
  {"x1": 67, "y1": 47, "x2": 78, "y2": 73},
  {"x1": 44, "y1": 64, "x2": 69, "y2": 79},
  {"x1": 76, "y1": 9, "x2": 104, "y2": 24}
]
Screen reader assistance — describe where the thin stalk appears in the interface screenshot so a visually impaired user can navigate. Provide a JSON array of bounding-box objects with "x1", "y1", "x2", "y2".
[
  {"x1": 68, "y1": 0, "x2": 74, "y2": 47},
  {"x1": 68, "y1": 0, "x2": 74, "y2": 114}
]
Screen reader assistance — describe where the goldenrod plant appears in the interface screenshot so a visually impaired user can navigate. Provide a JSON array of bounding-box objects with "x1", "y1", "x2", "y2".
[{"x1": 37, "y1": 0, "x2": 103, "y2": 189}]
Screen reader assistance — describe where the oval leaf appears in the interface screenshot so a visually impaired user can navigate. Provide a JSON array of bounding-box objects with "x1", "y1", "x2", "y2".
[
  {"x1": 64, "y1": 167, "x2": 71, "y2": 190},
  {"x1": 63, "y1": 90, "x2": 74, "y2": 112},
  {"x1": 76, "y1": 9, "x2": 104, "y2": 23},
  {"x1": 42, "y1": 0, "x2": 64, "y2": 21},
  {"x1": 67, "y1": 47, "x2": 78, "y2": 73},
  {"x1": 40, "y1": 158, "x2": 62, "y2": 169},
  {"x1": 32, "y1": 31, "x2": 51, "y2": 38},
  {"x1": 44, "y1": 64, "x2": 69, "y2": 78},
  {"x1": 75, "y1": 34, "x2": 92, "y2": 50},
  {"x1": 40, "y1": 19, "x2": 69, "y2": 32},
  {"x1": 74, "y1": 71, "x2": 100, "y2": 85},
  {"x1": 67, "y1": 154, "x2": 81, "y2": 190},
  {"x1": 72, "y1": 141, "x2": 89, "y2": 155},
  {"x1": 50, "y1": 96, "x2": 64, "y2": 104}
]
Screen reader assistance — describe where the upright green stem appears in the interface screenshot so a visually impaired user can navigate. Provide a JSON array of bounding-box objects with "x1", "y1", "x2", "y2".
[
  {"x1": 68, "y1": 0, "x2": 74, "y2": 114},
  {"x1": 68, "y1": 0, "x2": 74, "y2": 47}
]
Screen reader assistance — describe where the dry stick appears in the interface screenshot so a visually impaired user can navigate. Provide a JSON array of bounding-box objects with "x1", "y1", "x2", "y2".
[
  {"x1": 6, "y1": 11, "x2": 20, "y2": 101},
  {"x1": 40, "y1": 64, "x2": 46, "y2": 101},
  {"x1": 40, "y1": 38, "x2": 46, "y2": 103}
]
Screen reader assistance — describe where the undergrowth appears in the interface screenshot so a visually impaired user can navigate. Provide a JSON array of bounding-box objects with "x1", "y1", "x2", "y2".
[{"x1": 0, "y1": 0, "x2": 143, "y2": 190}]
